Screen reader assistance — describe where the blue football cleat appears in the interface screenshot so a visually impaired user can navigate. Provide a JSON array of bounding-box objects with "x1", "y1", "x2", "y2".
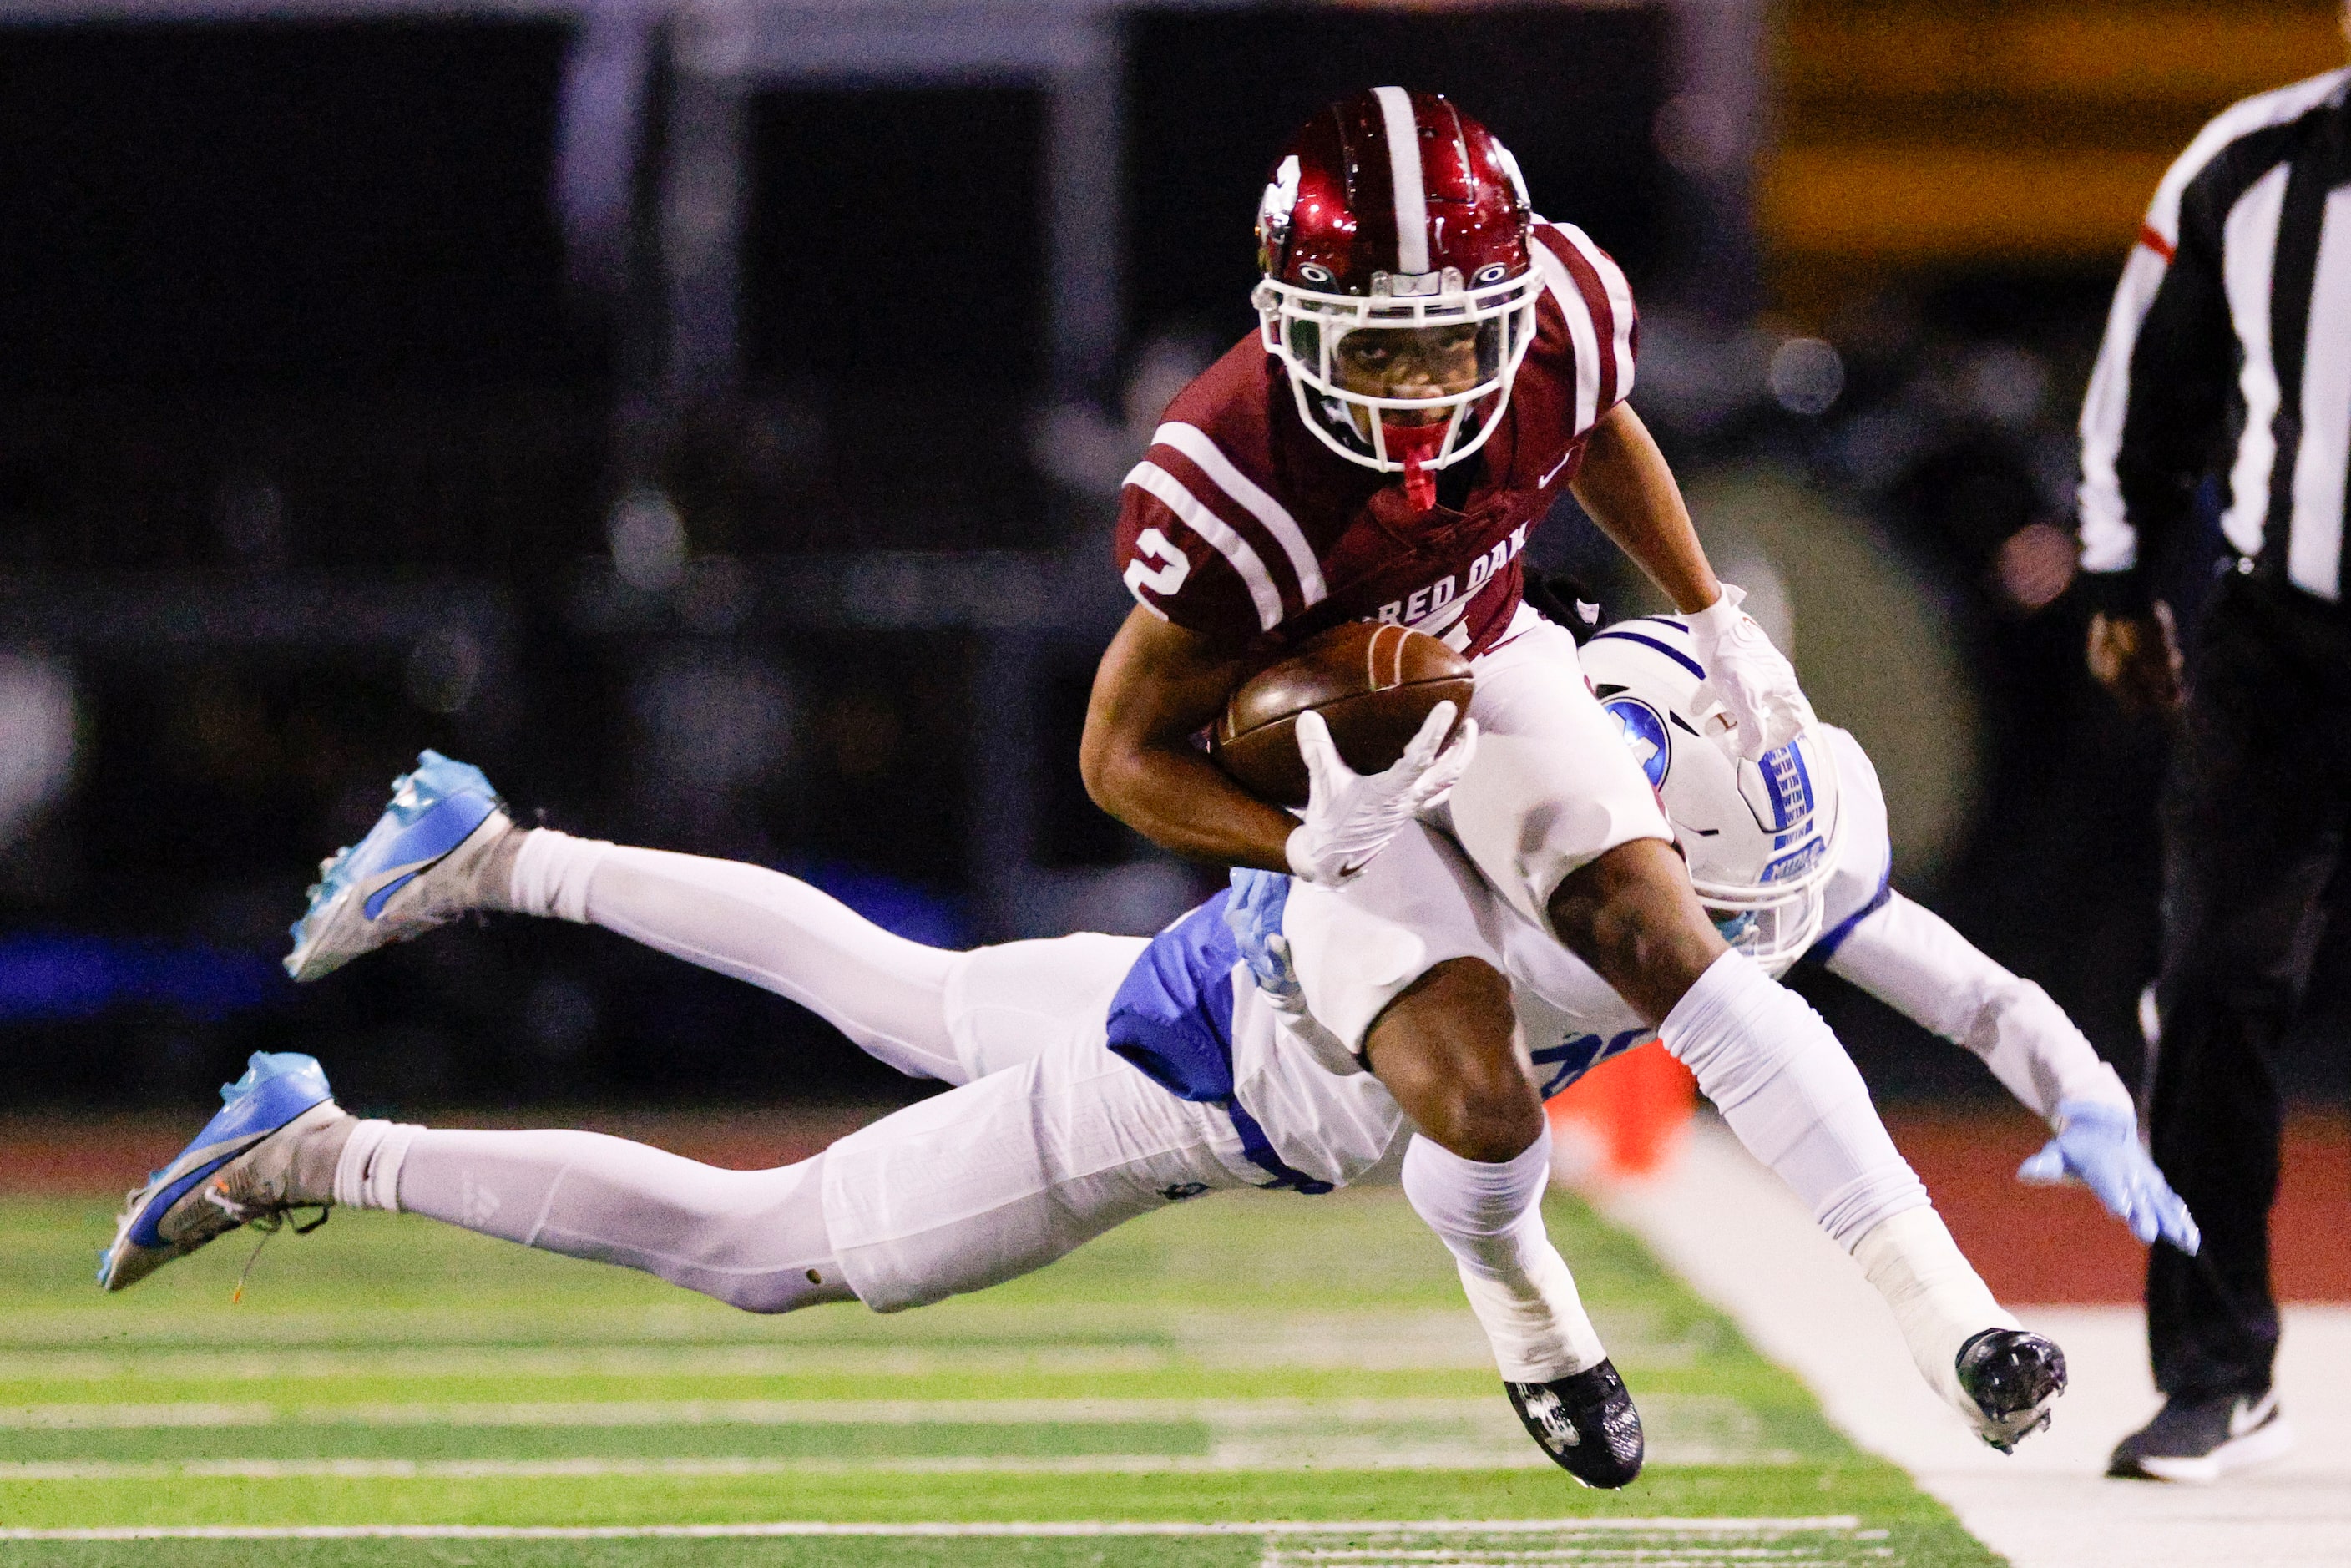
[
  {"x1": 285, "y1": 750, "x2": 514, "y2": 983},
  {"x1": 99, "y1": 1052, "x2": 351, "y2": 1292}
]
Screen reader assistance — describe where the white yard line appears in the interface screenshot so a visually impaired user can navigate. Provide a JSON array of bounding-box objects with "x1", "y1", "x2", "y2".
[
  {"x1": 1600, "y1": 1117, "x2": 2351, "y2": 1568},
  {"x1": 0, "y1": 1516, "x2": 1863, "y2": 1541},
  {"x1": 0, "y1": 1453, "x2": 1563, "y2": 1479},
  {"x1": 0, "y1": 1396, "x2": 1477, "y2": 1429}
]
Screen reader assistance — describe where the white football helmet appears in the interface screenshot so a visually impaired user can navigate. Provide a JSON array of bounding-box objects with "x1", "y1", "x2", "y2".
[{"x1": 1579, "y1": 615, "x2": 1842, "y2": 976}]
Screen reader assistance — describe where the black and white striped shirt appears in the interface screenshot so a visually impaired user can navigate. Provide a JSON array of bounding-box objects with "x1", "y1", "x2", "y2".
[{"x1": 2079, "y1": 67, "x2": 2351, "y2": 609}]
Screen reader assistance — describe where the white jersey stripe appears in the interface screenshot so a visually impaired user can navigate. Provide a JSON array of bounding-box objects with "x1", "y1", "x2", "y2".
[
  {"x1": 1150, "y1": 422, "x2": 1327, "y2": 608},
  {"x1": 2288, "y1": 186, "x2": 2351, "y2": 600},
  {"x1": 2144, "y1": 68, "x2": 2348, "y2": 247},
  {"x1": 1529, "y1": 241, "x2": 1600, "y2": 434},
  {"x1": 2076, "y1": 244, "x2": 2171, "y2": 571},
  {"x1": 1372, "y1": 86, "x2": 1429, "y2": 275},
  {"x1": 2221, "y1": 163, "x2": 2290, "y2": 560},
  {"x1": 1553, "y1": 224, "x2": 1636, "y2": 405},
  {"x1": 1122, "y1": 461, "x2": 1284, "y2": 631}
]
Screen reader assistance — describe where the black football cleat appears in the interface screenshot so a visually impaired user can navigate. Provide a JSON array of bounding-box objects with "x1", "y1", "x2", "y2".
[
  {"x1": 1955, "y1": 1328, "x2": 2067, "y2": 1453},
  {"x1": 1505, "y1": 1358, "x2": 1644, "y2": 1488},
  {"x1": 2108, "y1": 1388, "x2": 2292, "y2": 1483}
]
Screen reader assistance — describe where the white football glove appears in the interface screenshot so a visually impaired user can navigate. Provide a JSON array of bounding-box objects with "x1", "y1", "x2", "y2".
[
  {"x1": 1687, "y1": 584, "x2": 1815, "y2": 761},
  {"x1": 1282, "y1": 701, "x2": 1475, "y2": 888}
]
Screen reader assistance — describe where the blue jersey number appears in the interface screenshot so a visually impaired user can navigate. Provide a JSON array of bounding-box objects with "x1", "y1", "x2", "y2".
[{"x1": 1529, "y1": 1028, "x2": 1650, "y2": 1099}]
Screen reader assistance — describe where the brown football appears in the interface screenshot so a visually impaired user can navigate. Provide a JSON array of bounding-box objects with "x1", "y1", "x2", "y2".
[{"x1": 1211, "y1": 622, "x2": 1474, "y2": 807}]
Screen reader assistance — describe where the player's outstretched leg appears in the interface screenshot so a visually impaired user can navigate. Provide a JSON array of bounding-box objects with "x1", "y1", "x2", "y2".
[
  {"x1": 281, "y1": 752, "x2": 1034, "y2": 1084},
  {"x1": 99, "y1": 1034, "x2": 1253, "y2": 1326},
  {"x1": 285, "y1": 751, "x2": 518, "y2": 982},
  {"x1": 1370, "y1": 960, "x2": 1643, "y2": 1488},
  {"x1": 99, "y1": 1052, "x2": 356, "y2": 1291},
  {"x1": 1550, "y1": 843, "x2": 2066, "y2": 1450}
]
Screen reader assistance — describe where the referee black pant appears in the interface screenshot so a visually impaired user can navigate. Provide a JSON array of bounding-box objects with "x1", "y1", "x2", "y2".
[{"x1": 2147, "y1": 569, "x2": 2350, "y2": 1399}]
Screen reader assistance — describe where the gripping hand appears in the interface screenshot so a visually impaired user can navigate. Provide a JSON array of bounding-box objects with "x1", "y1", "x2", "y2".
[
  {"x1": 1687, "y1": 585, "x2": 1815, "y2": 760},
  {"x1": 1282, "y1": 702, "x2": 1475, "y2": 887},
  {"x1": 1225, "y1": 867, "x2": 1303, "y2": 1014},
  {"x1": 2017, "y1": 1099, "x2": 2201, "y2": 1253}
]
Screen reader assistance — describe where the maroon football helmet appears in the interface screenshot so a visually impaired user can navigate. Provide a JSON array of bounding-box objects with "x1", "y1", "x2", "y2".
[{"x1": 1253, "y1": 88, "x2": 1542, "y2": 507}]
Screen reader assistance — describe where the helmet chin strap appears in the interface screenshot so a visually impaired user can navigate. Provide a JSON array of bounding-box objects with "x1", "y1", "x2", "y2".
[{"x1": 1384, "y1": 421, "x2": 1446, "y2": 512}]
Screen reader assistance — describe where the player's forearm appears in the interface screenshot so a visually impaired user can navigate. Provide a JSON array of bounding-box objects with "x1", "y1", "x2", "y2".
[
  {"x1": 1824, "y1": 893, "x2": 2131, "y2": 1124},
  {"x1": 1082, "y1": 606, "x2": 1300, "y2": 870},
  {"x1": 1082, "y1": 736, "x2": 1298, "y2": 871},
  {"x1": 1569, "y1": 402, "x2": 1721, "y2": 616}
]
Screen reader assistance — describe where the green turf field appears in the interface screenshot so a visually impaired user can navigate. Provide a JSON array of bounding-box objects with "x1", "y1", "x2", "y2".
[{"x1": 0, "y1": 1179, "x2": 1995, "y2": 1565}]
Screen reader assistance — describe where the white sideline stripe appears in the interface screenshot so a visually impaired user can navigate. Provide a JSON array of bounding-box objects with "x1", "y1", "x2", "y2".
[
  {"x1": 0, "y1": 1517, "x2": 1864, "y2": 1542},
  {"x1": 1123, "y1": 459, "x2": 1284, "y2": 630},
  {"x1": 1372, "y1": 86, "x2": 1429, "y2": 275},
  {"x1": 1151, "y1": 422, "x2": 1326, "y2": 606},
  {"x1": 0, "y1": 1396, "x2": 1504, "y2": 1429}
]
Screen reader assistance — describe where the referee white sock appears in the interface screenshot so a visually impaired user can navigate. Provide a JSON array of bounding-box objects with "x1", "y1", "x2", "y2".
[{"x1": 1401, "y1": 1129, "x2": 1607, "y2": 1382}]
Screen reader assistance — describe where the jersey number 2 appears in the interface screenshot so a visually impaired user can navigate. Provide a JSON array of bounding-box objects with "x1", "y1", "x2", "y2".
[{"x1": 1124, "y1": 527, "x2": 1191, "y2": 599}]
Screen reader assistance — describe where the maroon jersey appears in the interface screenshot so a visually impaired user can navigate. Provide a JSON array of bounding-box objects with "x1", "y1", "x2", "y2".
[{"x1": 1116, "y1": 220, "x2": 1636, "y2": 656}]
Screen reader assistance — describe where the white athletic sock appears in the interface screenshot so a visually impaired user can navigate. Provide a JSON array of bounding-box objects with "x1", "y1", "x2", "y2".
[
  {"x1": 1853, "y1": 1206, "x2": 2020, "y2": 1424},
  {"x1": 1401, "y1": 1129, "x2": 1607, "y2": 1382},
  {"x1": 1659, "y1": 950, "x2": 1928, "y2": 1247},
  {"x1": 332, "y1": 1119, "x2": 423, "y2": 1211},
  {"x1": 387, "y1": 1127, "x2": 853, "y2": 1314},
  {"x1": 508, "y1": 827, "x2": 613, "y2": 924},
  {"x1": 504, "y1": 830, "x2": 964, "y2": 1083}
]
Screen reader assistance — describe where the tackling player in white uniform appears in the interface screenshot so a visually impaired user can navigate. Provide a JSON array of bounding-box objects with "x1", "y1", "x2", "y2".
[{"x1": 97, "y1": 620, "x2": 2189, "y2": 1485}]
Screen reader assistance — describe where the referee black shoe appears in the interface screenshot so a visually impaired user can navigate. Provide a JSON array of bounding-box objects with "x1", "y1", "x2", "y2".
[
  {"x1": 1955, "y1": 1328, "x2": 2067, "y2": 1453},
  {"x1": 1504, "y1": 1359, "x2": 1643, "y2": 1488},
  {"x1": 2108, "y1": 1388, "x2": 2293, "y2": 1483}
]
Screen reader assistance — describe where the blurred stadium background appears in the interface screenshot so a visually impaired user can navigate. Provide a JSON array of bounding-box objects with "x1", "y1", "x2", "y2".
[{"x1": 0, "y1": 0, "x2": 2344, "y2": 1266}]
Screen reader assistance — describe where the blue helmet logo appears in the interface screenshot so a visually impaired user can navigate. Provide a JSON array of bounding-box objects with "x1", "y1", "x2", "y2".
[{"x1": 1605, "y1": 698, "x2": 1670, "y2": 788}]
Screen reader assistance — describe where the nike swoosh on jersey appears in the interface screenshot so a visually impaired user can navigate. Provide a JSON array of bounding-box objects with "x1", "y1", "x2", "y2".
[{"x1": 1540, "y1": 446, "x2": 1577, "y2": 488}]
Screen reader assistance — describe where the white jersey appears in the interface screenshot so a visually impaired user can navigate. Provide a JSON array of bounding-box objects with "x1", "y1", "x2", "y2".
[
  {"x1": 947, "y1": 723, "x2": 2128, "y2": 1196},
  {"x1": 1497, "y1": 725, "x2": 1894, "y2": 1095}
]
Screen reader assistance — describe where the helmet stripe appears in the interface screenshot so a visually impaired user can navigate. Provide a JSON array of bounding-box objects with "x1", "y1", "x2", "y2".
[
  {"x1": 1586, "y1": 629, "x2": 1706, "y2": 682},
  {"x1": 1371, "y1": 86, "x2": 1430, "y2": 275}
]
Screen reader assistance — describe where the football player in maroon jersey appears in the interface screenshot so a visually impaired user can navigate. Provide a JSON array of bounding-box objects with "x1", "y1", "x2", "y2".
[{"x1": 1083, "y1": 89, "x2": 2064, "y2": 1453}]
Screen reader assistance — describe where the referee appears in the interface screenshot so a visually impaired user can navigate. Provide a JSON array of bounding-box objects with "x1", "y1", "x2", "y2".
[{"x1": 2075, "y1": 19, "x2": 2350, "y2": 1483}]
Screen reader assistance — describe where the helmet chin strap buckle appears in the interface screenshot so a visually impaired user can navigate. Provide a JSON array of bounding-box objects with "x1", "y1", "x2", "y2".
[{"x1": 1386, "y1": 422, "x2": 1445, "y2": 512}]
